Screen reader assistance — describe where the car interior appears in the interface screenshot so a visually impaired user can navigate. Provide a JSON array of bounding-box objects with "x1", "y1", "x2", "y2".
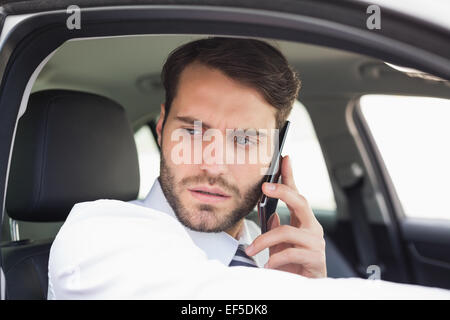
[{"x1": 1, "y1": 33, "x2": 450, "y2": 299}]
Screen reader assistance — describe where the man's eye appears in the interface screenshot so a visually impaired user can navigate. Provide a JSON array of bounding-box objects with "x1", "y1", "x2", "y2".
[
  {"x1": 234, "y1": 136, "x2": 254, "y2": 146},
  {"x1": 184, "y1": 128, "x2": 202, "y2": 136}
]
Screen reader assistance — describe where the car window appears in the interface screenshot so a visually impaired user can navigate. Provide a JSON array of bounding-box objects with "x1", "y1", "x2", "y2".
[
  {"x1": 280, "y1": 100, "x2": 337, "y2": 214},
  {"x1": 134, "y1": 124, "x2": 161, "y2": 200},
  {"x1": 360, "y1": 95, "x2": 450, "y2": 220},
  {"x1": 134, "y1": 101, "x2": 337, "y2": 218}
]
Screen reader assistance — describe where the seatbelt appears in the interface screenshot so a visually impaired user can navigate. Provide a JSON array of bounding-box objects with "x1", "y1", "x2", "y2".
[{"x1": 335, "y1": 162, "x2": 381, "y2": 278}]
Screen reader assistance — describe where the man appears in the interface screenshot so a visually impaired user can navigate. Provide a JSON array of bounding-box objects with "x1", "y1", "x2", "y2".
[
  {"x1": 133, "y1": 37, "x2": 326, "y2": 277},
  {"x1": 48, "y1": 37, "x2": 327, "y2": 299}
]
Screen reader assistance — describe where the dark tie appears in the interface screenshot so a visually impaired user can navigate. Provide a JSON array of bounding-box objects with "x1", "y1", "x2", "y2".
[{"x1": 229, "y1": 244, "x2": 258, "y2": 267}]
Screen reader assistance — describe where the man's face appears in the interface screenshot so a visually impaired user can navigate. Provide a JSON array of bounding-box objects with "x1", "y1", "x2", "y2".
[{"x1": 156, "y1": 62, "x2": 277, "y2": 236}]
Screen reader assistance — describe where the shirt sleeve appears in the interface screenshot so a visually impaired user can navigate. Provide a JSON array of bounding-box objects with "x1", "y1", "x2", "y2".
[{"x1": 48, "y1": 199, "x2": 450, "y2": 299}]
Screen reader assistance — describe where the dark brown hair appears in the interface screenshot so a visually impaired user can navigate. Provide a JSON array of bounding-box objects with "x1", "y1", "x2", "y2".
[{"x1": 161, "y1": 37, "x2": 301, "y2": 129}]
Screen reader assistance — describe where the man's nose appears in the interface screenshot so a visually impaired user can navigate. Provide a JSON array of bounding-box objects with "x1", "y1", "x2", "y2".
[{"x1": 198, "y1": 138, "x2": 227, "y2": 176}]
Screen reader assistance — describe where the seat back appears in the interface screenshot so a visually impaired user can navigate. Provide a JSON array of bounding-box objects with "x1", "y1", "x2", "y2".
[
  {"x1": 2, "y1": 90, "x2": 140, "y2": 299},
  {"x1": 2, "y1": 240, "x2": 52, "y2": 299}
]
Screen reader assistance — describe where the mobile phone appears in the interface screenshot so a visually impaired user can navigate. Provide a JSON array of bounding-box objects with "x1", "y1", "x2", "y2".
[{"x1": 257, "y1": 120, "x2": 290, "y2": 234}]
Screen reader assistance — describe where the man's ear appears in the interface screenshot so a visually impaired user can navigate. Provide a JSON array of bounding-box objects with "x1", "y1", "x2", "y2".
[{"x1": 155, "y1": 103, "x2": 165, "y2": 148}]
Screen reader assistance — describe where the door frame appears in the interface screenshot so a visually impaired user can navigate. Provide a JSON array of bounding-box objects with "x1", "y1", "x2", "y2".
[{"x1": 0, "y1": 2, "x2": 449, "y2": 297}]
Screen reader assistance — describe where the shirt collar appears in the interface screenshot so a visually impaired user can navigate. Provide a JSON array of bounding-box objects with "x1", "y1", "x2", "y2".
[{"x1": 135, "y1": 178, "x2": 253, "y2": 266}]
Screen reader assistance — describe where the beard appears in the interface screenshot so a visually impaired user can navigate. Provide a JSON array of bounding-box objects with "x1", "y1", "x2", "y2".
[{"x1": 159, "y1": 151, "x2": 264, "y2": 233}]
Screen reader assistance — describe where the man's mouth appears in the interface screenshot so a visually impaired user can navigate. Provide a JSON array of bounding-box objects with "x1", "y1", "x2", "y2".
[{"x1": 188, "y1": 186, "x2": 231, "y2": 203}]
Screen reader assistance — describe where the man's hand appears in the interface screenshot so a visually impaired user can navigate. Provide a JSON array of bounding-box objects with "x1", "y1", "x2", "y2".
[{"x1": 245, "y1": 155, "x2": 327, "y2": 278}]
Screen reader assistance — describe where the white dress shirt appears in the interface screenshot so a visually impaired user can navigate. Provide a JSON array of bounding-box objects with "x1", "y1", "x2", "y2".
[
  {"x1": 128, "y1": 178, "x2": 269, "y2": 268},
  {"x1": 47, "y1": 195, "x2": 450, "y2": 299}
]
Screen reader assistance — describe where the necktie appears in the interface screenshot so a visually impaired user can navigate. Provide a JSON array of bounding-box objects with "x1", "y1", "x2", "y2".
[{"x1": 229, "y1": 244, "x2": 258, "y2": 267}]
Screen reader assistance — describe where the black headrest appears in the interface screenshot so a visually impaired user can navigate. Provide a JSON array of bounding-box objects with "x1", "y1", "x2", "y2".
[{"x1": 6, "y1": 90, "x2": 140, "y2": 222}]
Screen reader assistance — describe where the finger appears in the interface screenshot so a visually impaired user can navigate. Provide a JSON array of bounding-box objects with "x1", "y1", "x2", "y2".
[
  {"x1": 265, "y1": 247, "x2": 325, "y2": 270},
  {"x1": 267, "y1": 212, "x2": 283, "y2": 256},
  {"x1": 262, "y1": 182, "x2": 316, "y2": 229},
  {"x1": 246, "y1": 225, "x2": 321, "y2": 256},
  {"x1": 267, "y1": 212, "x2": 280, "y2": 231},
  {"x1": 280, "y1": 155, "x2": 297, "y2": 191}
]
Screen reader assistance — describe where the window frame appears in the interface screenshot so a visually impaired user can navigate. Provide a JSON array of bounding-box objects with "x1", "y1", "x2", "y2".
[
  {"x1": 352, "y1": 98, "x2": 407, "y2": 221},
  {"x1": 349, "y1": 97, "x2": 412, "y2": 280}
]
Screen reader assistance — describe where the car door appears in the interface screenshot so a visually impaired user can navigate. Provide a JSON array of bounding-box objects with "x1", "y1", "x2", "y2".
[
  {"x1": 0, "y1": 0, "x2": 449, "y2": 299},
  {"x1": 356, "y1": 94, "x2": 450, "y2": 289}
]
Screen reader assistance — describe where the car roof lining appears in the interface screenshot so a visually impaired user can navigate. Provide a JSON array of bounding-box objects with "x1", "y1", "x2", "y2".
[{"x1": 31, "y1": 34, "x2": 450, "y2": 130}]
